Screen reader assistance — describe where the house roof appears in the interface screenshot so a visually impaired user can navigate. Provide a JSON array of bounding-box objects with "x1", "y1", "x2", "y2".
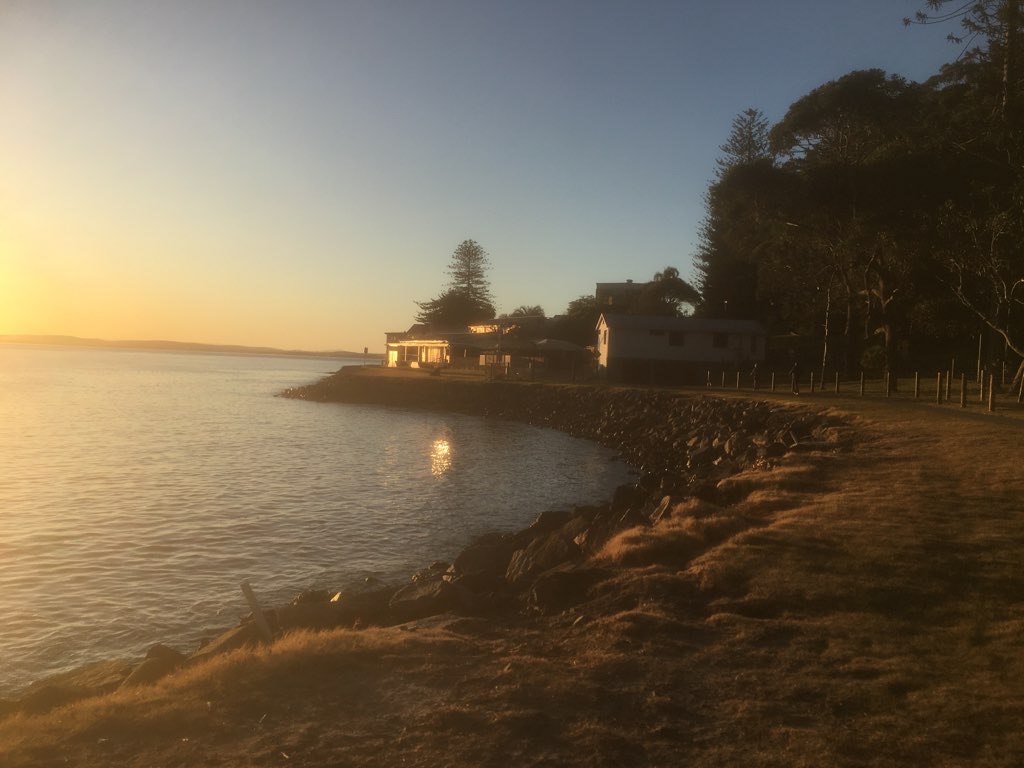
[
  {"x1": 535, "y1": 338, "x2": 586, "y2": 352},
  {"x1": 597, "y1": 313, "x2": 765, "y2": 334}
]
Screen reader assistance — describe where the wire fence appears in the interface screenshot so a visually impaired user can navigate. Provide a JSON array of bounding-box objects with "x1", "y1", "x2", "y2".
[{"x1": 701, "y1": 366, "x2": 1024, "y2": 415}]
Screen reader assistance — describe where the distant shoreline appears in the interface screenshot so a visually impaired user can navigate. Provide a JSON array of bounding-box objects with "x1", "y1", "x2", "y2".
[{"x1": 0, "y1": 334, "x2": 383, "y2": 361}]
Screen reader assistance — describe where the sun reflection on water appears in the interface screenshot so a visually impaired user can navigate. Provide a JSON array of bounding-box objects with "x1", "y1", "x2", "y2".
[{"x1": 431, "y1": 438, "x2": 452, "y2": 476}]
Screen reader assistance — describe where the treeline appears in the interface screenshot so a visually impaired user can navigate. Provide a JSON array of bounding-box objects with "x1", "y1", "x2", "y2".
[{"x1": 695, "y1": 1, "x2": 1024, "y2": 382}]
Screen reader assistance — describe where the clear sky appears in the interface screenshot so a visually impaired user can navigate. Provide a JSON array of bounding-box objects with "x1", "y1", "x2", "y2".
[{"x1": 1, "y1": 0, "x2": 958, "y2": 352}]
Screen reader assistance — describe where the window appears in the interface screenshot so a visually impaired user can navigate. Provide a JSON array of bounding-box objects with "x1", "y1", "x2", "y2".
[
  {"x1": 602, "y1": 329, "x2": 608, "y2": 344},
  {"x1": 712, "y1": 333, "x2": 729, "y2": 349},
  {"x1": 668, "y1": 331, "x2": 685, "y2": 347}
]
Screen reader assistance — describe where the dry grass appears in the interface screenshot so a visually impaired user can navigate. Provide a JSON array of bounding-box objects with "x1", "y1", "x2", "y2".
[{"x1": 3, "y1": 399, "x2": 1024, "y2": 766}]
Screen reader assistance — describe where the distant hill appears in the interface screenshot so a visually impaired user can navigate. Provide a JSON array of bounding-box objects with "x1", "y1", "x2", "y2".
[{"x1": 0, "y1": 335, "x2": 382, "y2": 360}]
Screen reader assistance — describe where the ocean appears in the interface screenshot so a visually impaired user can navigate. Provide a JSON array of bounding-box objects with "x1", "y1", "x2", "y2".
[{"x1": 0, "y1": 345, "x2": 632, "y2": 696}]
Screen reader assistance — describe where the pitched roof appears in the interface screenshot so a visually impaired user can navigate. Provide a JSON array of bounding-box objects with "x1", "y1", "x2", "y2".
[{"x1": 535, "y1": 338, "x2": 586, "y2": 352}]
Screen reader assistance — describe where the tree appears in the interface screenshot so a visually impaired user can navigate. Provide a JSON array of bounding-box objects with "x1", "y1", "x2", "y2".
[
  {"x1": 716, "y1": 108, "x2": 773, "y2": 176},
  {"x1": 906, "y1": 0, "x2": 1022, "y2": 124},
  {"x1": 505, "y1": 305, "x2": 545, "y2": 318},
  {"x1": 769, "y1": 70, "x2": 926, "y2": 380},
  {"x1": 636, "y1": 267, "x2": 701, "y2": 316},
  {"x1": 694, "y1": 11, "x2": 1024, "y2": 383},
  {"x1": 550, "y1": 295, "x2": 602, "y2": 347},
  {"x1": 416, "y1": 240, "x2": 496, "y2": 327},
  {"x1": 696, "y1": 108, "x2": 778, "y2": 322},
  {"x1": 500, "y1": 305, "x2": 547, "y2": 339},
  {"x1": 769, "y1": 69, "x2": 918, "y2": 166},
  {"x1": 696, "y1": 159, "x2": 793, "y2": 321},
  {"x1": 907, "y1": 3, "x2": 1024, "y2": 380}
]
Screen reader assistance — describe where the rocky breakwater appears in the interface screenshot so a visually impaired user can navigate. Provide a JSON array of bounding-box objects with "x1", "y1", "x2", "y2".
[
  {"x1": 0, "y1": 370, "x2": 849, "y2": 719},
  {"x1": 282, "y1": 368, "x2": 848, "y2": 495},
  {"x1": 273, "y1": 369, "x2": 851, "y2": 614}
]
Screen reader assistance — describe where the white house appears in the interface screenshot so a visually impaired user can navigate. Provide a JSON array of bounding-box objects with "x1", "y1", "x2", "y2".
[
  {"x1": 385, "y1": 325, "x2": 451, "y2": 368},
  {"x1": 596, "y1": 313, "x2": 766, "y2": 384}
]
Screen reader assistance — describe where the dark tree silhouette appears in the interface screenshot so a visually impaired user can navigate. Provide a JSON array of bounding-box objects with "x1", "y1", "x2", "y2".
[{"x1": 416, "y1": 240, "x2": 495, "y2": 327}]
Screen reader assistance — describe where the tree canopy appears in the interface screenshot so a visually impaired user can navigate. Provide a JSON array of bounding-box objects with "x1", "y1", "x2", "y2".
[
  {"x1": 415, "y1": 240, "x2": 496, "y2": 327},
  {"x1": 695, "y1": 7, "x2": 1024, "y2": 381},
  {"x1": 716, "y1": 108, "x2": 772, "y2": 175}
]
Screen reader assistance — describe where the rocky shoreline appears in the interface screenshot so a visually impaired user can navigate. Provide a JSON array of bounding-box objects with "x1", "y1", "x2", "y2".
[{"x1": 1, "y1": 368, "x2": 850, "y2": 721}]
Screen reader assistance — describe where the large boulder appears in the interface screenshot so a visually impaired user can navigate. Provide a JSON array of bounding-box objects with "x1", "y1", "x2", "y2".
[
  {"x1": 189, "y1": 622, "x2": 261, "y2": 666},
  {"x1": 505, "y1": 532, "x2": 578, "y2": 588},
  {"x1": 389, "y1": 576, "x2": 468, "y2": 622},
  {"x1": 120, "y1": 649, "x2": 183, "y2": 689},
  {"x1": 528, "y1": 562, "x2": 609, "y2": 614}
]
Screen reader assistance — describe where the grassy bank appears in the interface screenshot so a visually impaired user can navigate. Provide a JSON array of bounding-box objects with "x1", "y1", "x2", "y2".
[{"x1": 2, "y1": 372, "x2": 1023, "y2": 766}]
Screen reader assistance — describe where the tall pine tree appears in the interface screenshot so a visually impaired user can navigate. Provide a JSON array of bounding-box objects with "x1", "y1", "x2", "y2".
[{"x1": 416, "y1": 240, "x2": 496, "y2": 327}]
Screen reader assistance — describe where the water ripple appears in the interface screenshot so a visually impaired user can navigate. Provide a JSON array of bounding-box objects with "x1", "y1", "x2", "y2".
[{"x1": 0, "y1": 348, "x2": 632, "y2": 695}]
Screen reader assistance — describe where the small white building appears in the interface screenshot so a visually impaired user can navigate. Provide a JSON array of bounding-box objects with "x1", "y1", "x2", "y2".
[
  {"x1": 385, "y1": 325, "x2": 451, "y2": 368},
  {"x1": 596, "y1": 313, "x2": 766, "y2": 384}
]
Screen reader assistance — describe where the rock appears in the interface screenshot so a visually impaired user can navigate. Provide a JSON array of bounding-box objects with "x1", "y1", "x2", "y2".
[
  {"x1": 319, "y1": 586, "x2": 395, "y2": 627},
  {"x1": 528, "y1": 562, "x2": 609, "y2": 614},
  {"x1": 614, "y1": 506, "x2": 650, "y2": 533},
  {"x1": 291, "y1": 589, "x2": 331, "y2": 605},
  {"x1": 506, "y1": 532, "x2": 577, "y2": 588},
  {"x1": 389, "y1": 576, "x2": 464, "y2": 622},
  {"x1": 649, "y1": 495, "x2": 673, "y2": 524},
  {"x1": 453, "y1": 541, "x2": 515, "y2": 580},
  {"x1": 412, "y1": 561, "x2": 451, "y2": 582},
  {"x1": 559, "y1": 512, "x2": 595, "y2": 542},
  {"x1": 611, "y1": 483, "x2": 645, "y2": 513},
  {"x1": 189, "y1": 622, "x2": 261, "y2": 666},
  {"x1": 120, "y1": 654, "x2": 181, "y2": 689},
  {"x1": 146, "y1": 643, "x2": 186, "y2": 665},
  {"x1": 446, "y1": 565, "x2": 507, "y2": 596},
  {"x1": 118, "y1": 644, "x2": 188, "y2": 688},
  {"x1": 528, "y1": 509, "x2": 573, "y2": 536}
]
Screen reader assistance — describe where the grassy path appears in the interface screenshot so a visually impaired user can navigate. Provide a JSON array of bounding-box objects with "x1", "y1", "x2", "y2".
[{"x1": 671, "y1": 400, "x2": 1024, "y2": 765}]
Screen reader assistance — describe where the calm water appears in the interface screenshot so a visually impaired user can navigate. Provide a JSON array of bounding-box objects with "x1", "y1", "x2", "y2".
[{"x1": 0, "y1": 345, "x2": 631, "y2": 696}]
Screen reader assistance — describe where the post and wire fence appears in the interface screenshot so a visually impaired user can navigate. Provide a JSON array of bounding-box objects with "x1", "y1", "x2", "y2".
[{"x1": 699, "y1": 363, "x2": 1024, "y2": 414}]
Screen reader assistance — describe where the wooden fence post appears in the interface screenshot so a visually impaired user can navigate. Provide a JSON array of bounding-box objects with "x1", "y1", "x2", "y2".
[
  {"x1": 735, "y1": 371, "x2": 741, "y2": 390},
  {"x1": 771, "y1": 371, "x2": 776, "y2": 392},
  {"x1": 914, "y1": 372, "x2": 920, "y2": 400},
  {"x1": 936, "y1": 372, "x2": 942, "y2": 404},
  {"x1": 834, "y1": 371, "x2": 839, "y2": 394},
  {"x1": 960, "y1": 372, "x2": 967, "y2": 408},
  {"x1": 1018, "y1": 373, "x2": 1024, "y2": 404},
  {"x1": 988, "y1": 374, "x2": 995, "y2": 412},
  {"x1": 859, "y1": 371, "x2": 865, "y2": 396},
  {"x1": 980, "y1": 372, "x2": 986, "y2": 403},
  {"x1": 721, "y1": 370, "x2": 726, "y2": 388},
  {"x1": 945, "y1": 370, "x2": 952, "y2": 401},
  {"x1": 809, "y1": 371, "x2": 815, "y2": 393},
  {"x1": 706, "y1": 370, "x2": 711, "y2": 388},
  {"x1": 240, "y1": 582, "x2": 274, "y2": 644},
  {"x1": 884, "y1": 371, "x2": 890, "y2": 398}
]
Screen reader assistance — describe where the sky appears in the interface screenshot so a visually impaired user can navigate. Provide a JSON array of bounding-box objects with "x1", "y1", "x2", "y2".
[{"x1": 0, "y1": 0, "x2": 961, "y2": 352}]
